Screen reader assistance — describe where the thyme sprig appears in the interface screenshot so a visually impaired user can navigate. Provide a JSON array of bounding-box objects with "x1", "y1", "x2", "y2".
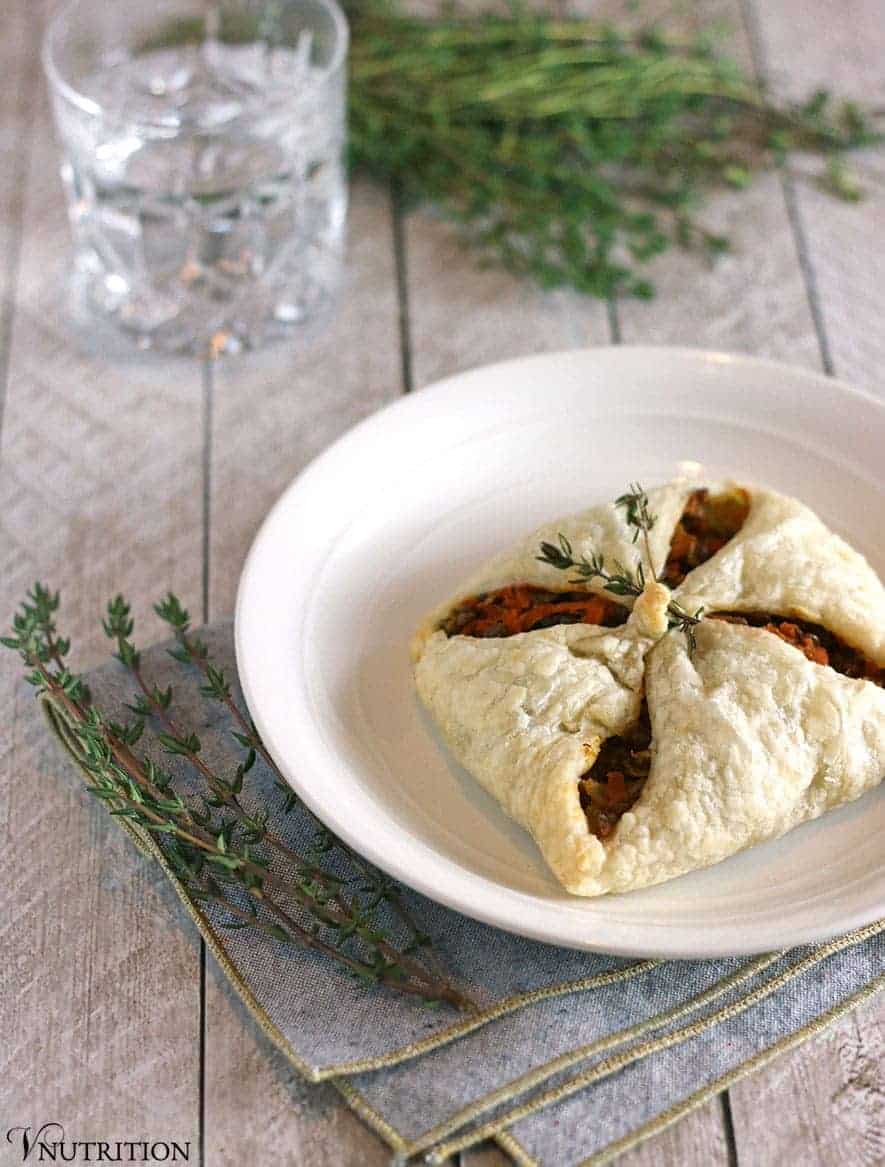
[
  {"x1": 538, "y1": 534, "x2": 648, "y2": 597},
  {"x1": 665, "y1": 600, "x2": 704, "y2": 658},
  {"x1": 537, "y1": 483, "x2": 704, "y2": 653},
  {"x1": 615, "y1": 482, "x2": 658, "y2": 578},
  {"x1": 5, "y1": 586, "x2": 473, "y2": 1011}
]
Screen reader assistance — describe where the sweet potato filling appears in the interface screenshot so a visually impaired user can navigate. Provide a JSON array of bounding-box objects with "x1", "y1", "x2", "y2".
[
  {"x1": 440, "y1": 585, "x2": 629, "y2": 638},
  {"x1": 662, "y1": 487, "x2": 751, "y2": 587},
  {"x1": 711, "y1": 612, "x2": 884, "y2": 685},
  {"x1": 579, "y1": 703, "x2": 652, "y2": 840}
]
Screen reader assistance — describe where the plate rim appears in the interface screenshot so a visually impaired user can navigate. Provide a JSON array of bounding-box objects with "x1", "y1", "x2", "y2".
[{"x1": 235, "y1": 345, "x2": 885, "y2": 958}]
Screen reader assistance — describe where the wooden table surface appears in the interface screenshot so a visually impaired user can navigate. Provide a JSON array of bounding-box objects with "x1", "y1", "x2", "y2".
[{"x1": 2, "y1": 1, "x2": 884, "y2": 1164}]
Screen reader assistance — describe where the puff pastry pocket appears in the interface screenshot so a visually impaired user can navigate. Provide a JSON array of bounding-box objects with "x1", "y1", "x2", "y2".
[
  {"x1": 603, "y1": 619, "x2": 885, "y2": 896},
  {"x1": 413, "y1": 478, "x2": 885, "y2": 896}
]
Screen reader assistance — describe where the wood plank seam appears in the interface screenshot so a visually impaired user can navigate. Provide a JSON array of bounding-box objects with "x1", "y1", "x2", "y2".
[
  {"x1": 0, "y1": 5, "x2": 44, "y2": 440},
  {"x1": 391, "y1": 182, "x2": 415, "y2": 394},
  {"x1": 606, "y1": 299, "x2": 622, "y2": 345},
  {"x1": 719, "y1": 1092, "x2": 739, "y2": 1167},
  {"x1": 202, "y1": 359, "x2": 215, "y2": 624}
]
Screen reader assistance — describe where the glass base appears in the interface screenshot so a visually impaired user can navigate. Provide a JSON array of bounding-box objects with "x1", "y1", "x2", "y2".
[{"x1": 66, "y1": 251, "x2": 342, "y2": 358}]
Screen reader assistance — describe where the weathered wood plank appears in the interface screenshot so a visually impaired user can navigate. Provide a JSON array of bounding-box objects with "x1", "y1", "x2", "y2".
[
  {"x1": 203, "y1": 971, "x2": 391, "y2": 1166},
  {"x1": 603, "y1": 0, "x2": 821, "y2": 370},
  {"x1": 611, "y1": 1101, "x2": 733, "y2": 1167},
  {"x1": 724, "y1": 2, "x2": 885, "y2": 1160},
  {"x1": 0, "y1": 4, "x2": 202, "y2": 1149},
  {"x1": 404, "y1": 214, "x2": 610, "y2": 391},
  {"x1": 0, "y1": 0, "x2": 40, "y2": 418},
  {"x1": 744, "y1": 0, "x2": 885, "y2": 398},
  {"x1": 202, "y1": 180, "x2": 404, "y2": 1162},
  {"x1": 616, "y1": 168, "x2": 823, "y2": 371},
  {"x1": 733, "y1": 994, "x2": 885, "y2": 1167}
]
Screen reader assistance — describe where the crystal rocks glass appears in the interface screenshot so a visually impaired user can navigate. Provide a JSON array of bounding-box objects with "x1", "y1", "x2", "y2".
[{"x1": 43, "y1": 0, "x2": 349, "y2": 354}]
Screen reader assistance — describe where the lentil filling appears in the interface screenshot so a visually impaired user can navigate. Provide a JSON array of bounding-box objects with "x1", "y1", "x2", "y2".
[
  {"x1": 711, "y1": 612, "x2": 885, "y2": 686},
  {"x1": 662, "y1": 487, "x2": 751, "y2": 587},
  {"x1": 440, "y1": 585, "x2": 629, "y2": 638},
  {"x1": 579, "y1": 702, "x2": 652, "y2": 840}
]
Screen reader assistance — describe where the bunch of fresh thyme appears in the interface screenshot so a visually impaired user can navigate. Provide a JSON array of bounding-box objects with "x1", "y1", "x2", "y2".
[
  {"x1": 3, "y1": 586, "x2": 472, "y2": 1011},
  {"x1": 347, "y1": 1, "x2": 878, "y2": 298},
  {"x1": 538, "y1": 483, "x2": 703, "y2": 652}
]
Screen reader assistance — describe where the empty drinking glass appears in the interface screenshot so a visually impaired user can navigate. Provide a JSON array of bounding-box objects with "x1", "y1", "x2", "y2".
[{"x1": 43, "y1": 0, "x2": 348, "y2": 354}]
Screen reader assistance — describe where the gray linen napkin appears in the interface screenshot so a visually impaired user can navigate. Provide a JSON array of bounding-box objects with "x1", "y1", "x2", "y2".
[{"x1": 44, "y1": 623, "x2": 884, "y2": 1167}]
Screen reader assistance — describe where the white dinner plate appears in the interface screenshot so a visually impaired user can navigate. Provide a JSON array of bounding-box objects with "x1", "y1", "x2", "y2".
[{"x1": 235, "y1": 347, "x2": 885, "y2": 958}]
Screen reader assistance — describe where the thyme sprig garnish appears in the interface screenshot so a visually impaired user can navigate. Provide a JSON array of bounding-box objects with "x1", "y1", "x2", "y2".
[
  {"x1": 666, "y1": 600, "x2": 704, "y2": 658},
  {"x1": 5, "y1": 586, "x2": 473, "y2": 1011},
  {"x1": 615, "y1": 482, "x2": 658, "y2": 578},
  {"x1": 537, "y1": 483, "x2": 704, "y2": 654}
]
